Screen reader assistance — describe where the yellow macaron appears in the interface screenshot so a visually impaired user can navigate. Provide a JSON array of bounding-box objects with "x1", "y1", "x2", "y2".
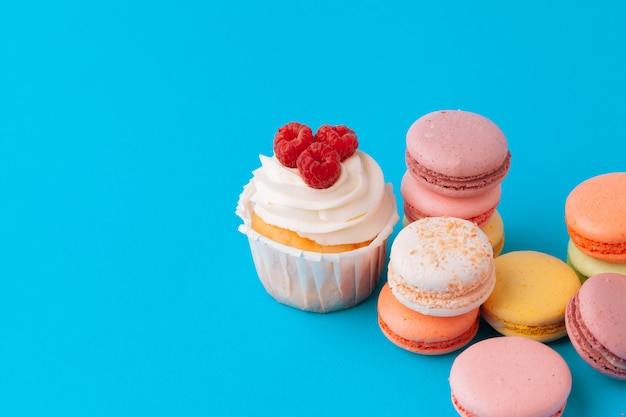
[
  {"x1": 481, "y1": 250, "x2": 581, "y2": 342},
  {"x1": 481, "y1": 210, "x2": 505, "y2": 257}
]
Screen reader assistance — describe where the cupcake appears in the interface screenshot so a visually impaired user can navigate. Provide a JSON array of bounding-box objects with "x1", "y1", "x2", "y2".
[{"x1": 236, "y1": 122, "x2": 399, "y2": 313}]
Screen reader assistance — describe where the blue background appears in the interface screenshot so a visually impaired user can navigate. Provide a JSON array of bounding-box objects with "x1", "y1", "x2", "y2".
[{"x1": 1, "y1": 1, "x2": 625, "y2": 415}]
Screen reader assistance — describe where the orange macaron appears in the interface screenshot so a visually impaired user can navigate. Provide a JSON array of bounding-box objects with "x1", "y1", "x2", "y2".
[
  {"x1": 565, "y1": 172, "x2": 626, "y2": 263},
  {"x1": 377, "y1": 283, "x2": 479, "y2": 355}
]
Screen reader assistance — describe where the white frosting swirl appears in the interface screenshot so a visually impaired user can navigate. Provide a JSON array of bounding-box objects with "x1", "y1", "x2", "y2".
[{"x1": 250, "y1": 150, "x2": 396, "y2": 245}]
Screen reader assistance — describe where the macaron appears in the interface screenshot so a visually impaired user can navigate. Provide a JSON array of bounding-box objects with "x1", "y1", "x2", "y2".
[
  {"x1": 565, "y1": 172, "x2": 626, "y2": 263},
  {"x1": 400, "y1": 171, "x2": 501, "y2": 227},
  {"x1": 377, "y1": 283, "x2": 479, "y2": 355},
  {"x1": 565, "y1": 272, "x2": 626, "y2": 379},
  {"x1": 566, "y1": 239, "x2": 626, "y2": 283},
  {"x1": 449, "y1": 336, "x2": 572, "y2": 417},
  {"x1": 387, "y1": 216, "x2": 496, "y2": 317},
  {"x1": 405, "y1": 110, "x2": 511, "y2": 197},
  {"x1": 480, "y1": 209, "x2": 505, "y2": 257},
  {"x1": 481, "y1": 251, "x2": 581, "y2": 342}
]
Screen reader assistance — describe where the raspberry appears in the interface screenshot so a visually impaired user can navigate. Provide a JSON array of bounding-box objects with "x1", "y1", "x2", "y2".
[
  {"x1": 314, "y1": 124, "x2": 358, "y2": 161},
  {"x1": 273, "y1": 122, "x2": 314, "y2": 168},
  {"x1": 296, "y1": 142, "x2": 342, "y2": 189}
]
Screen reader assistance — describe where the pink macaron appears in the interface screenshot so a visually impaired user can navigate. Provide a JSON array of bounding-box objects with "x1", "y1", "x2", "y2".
[
  {"x1": 400, "y1": 171, "x2": 501, "y2": 226},
  {"x1": 405, "y1": 110, "x2": 511, "y2": 197},
  {"x1": 565, "y1": 272, "x2": 626, "y2": 379},
  {"x1": 449, "y1": 336, "x2": 572, "y2": 417}
]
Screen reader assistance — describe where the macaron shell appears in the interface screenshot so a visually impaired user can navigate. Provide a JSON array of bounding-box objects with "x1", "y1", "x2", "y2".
[
  {"x1": 565, "y1": 172, "x2": 626, "y2": 262},
  {"x1": 449, "y1": 336, "x2": 572, "y2": 417},
  {"x1": 377, "y1": 283, "x2": 479, "y2": 354},
  {"x1": 400, "y1": 171, "x2": 501, "y2": 226},
  {"x1": 406, "y1": 110, "x2": 509, "y2": 178},
  {"x1": 387, "y1": 217, "x2": 496, "y2": 317},
  {"x1": 482, "y1": 251, "x2": 581, "y2": 342}
]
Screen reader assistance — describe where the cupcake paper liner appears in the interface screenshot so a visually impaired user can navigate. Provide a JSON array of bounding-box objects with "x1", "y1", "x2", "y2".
[{"x1": 236, "y1": 180, "x2": 399, "y2": 313}]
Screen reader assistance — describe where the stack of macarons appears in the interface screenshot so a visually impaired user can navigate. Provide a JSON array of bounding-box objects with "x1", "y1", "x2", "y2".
[
  {"x1": 564, "y1": 172, "x2": 626, "y2": 282},
  {"x1": 401, "y1": 110, "x2": 511, "y2": 256},
  {"x1": 377, "y1": 216, "x2": 496, "y2": 355}
]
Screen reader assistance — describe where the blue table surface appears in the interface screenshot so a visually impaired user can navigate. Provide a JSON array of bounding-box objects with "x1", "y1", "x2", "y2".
[{"x1": 1, "y1": 1, "x2": 625, "y2": 415}]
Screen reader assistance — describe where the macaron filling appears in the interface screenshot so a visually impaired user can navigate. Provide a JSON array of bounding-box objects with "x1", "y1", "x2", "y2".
[
  {"x1": 567, "y1": 229, "x2": 626, "y2": 262},
  {"x1": 405, "y1": 150, "x2": 511, "y2": 195},
  {"x1": 389, "y1": 266, "x2": 495, "y2": 317},
  {"x1": 481, "y1": 308, "x2": 567, "y2": 341}
]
